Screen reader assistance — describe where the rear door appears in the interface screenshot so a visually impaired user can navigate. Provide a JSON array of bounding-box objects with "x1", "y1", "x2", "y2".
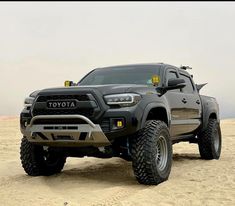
[
  {"x1": 164, "y1": 67, "x2": 188, "y2": 136},
  {"x1": 178, "y1": 72, "x2": 202, "y2": 133}
]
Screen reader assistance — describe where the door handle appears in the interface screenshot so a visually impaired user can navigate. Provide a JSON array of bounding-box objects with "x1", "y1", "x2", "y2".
[
  {"x1": 182, "y1": 98, "x2": 187, "y2": 104},
  {"x1": 196, "y1": 100, "x2": 200, "y2": 104}
]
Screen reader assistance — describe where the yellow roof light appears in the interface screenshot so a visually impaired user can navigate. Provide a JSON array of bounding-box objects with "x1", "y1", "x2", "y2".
[{"x1": 151, "y1": 75, "x2": 160, "y2": 86}]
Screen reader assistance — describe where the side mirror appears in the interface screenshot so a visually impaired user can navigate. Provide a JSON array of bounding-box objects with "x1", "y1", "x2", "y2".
[
  {"x1": 156, "y1": 78, "x2": 186, "y2": 95},
  {"x1": 167, "y1": 78, "x2": 186, "y2": 90}
]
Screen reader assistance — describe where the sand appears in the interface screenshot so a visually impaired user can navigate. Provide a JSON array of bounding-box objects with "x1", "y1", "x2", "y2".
[{"x1": 0, "y1": 117, "x2": 234, "y2": 206}]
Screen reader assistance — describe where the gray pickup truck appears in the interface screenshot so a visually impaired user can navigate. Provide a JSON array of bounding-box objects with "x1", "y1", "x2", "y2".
[{"x1": 20, "y1": 63, "x2": 221, "y2": 185}]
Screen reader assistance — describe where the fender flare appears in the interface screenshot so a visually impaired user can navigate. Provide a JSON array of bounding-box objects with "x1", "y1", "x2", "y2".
[
  {"x1": 140, "y1": 102, "x2": 171, "y2": 129},
  {"x1": 202, "y1": 108, "x2": 219, "y2": 131}
]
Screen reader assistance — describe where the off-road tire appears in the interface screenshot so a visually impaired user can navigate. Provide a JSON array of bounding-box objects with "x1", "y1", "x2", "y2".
[
  {"x1": 20, "y1": 137, "x2": 66, "y2": 176},
  {"x1": 130, "y1": 120, "x2": 172, "y2": 185},
  {"x1": 198, "y1": 119, "x2": 222, "y2": 160}
]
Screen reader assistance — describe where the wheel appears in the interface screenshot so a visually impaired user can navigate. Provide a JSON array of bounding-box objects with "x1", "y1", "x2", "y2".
[
  {"x1": 130, "y1": 120, "x2": 172, "y2": 185},
  {"x1": 198, "y1": 118, "x2": 222, "y2": 160},
  {"x1": 20, "y1": 137, "x2": 66, "y2": 176}
]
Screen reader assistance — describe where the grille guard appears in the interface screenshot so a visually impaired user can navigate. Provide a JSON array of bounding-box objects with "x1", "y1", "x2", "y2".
[{"x1": 23, "y1": 115, "x2": 111, "y2": 147}]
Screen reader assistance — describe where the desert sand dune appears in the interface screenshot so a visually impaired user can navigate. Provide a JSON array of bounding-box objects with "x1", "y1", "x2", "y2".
[{"x1": 0, "y1": 118, "x2": 234, "y2": 206}]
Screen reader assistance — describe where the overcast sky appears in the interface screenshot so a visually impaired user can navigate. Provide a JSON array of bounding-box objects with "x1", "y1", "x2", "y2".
[{"x1": 0, "y1": 2, "x2": 234, "y2": 118}]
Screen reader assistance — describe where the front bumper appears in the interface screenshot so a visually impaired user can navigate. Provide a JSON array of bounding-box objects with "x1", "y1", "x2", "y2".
[
  {"x1": 20, "y1": 99, "x2": 144, "y2": 145},
  {"x1": 22, "y1": 114, "x2": 111, "y2": 147}
]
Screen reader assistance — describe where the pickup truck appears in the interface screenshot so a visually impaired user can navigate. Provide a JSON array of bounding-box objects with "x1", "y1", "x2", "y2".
[{"x1": 20, "y1": 63, "x2": 222, "y2": 185}]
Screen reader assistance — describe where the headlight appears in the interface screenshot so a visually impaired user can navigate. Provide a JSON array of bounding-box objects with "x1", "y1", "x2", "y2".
[
  {"x1": 104, "y1": 93, "x2": 141, "y2": 107},
  {"x1": 24, "y1": 97, "x2": 35, "y2": 109},
  {"x1": 23, "y1": 90, "x2": 40, "y2": 109},
  {"x1": 29, "y1": 90, "x2": 40, "y2": 98}
]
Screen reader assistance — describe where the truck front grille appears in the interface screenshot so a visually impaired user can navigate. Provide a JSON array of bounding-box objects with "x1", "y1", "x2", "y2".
[
  {"x1": 32, "y1": 94, "x2": 95, "y2": 117},
  {"x1": 32, "y1": 108, "x2": 94, "y2": 117},
  {"x1": 36, "y1": 94, "x2": 90, "y2": 102}
]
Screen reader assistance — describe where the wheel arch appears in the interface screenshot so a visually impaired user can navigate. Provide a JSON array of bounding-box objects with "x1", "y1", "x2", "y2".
[
  {"x1": 209, "y1": 112, "x2": 217, "y2": 119},
  {"x1": 140, "y1": 103, "x2": 170, "y2": 129},
  {"x1": 201, "y1": 96, "x2": 220, "y2": 131}
]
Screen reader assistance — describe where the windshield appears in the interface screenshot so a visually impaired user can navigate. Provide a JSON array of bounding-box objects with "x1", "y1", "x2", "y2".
[{"x1": 79, "y1": 65, "x2": 161, "y2": 85}]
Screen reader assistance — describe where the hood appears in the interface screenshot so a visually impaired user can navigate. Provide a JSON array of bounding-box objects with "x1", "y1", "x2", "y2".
[{"x1": 37, "y1": 84, "x2": 151, "y2": 96}]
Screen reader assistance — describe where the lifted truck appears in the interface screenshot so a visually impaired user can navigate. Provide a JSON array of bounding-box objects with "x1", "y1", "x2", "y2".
[{"x1": 20, "y1": 63, "x2": 222, "y2": 185}]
